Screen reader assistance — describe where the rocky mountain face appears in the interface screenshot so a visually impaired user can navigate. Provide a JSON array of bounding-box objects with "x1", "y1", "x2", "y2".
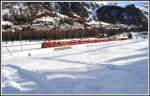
[
  {"x1": 96, "y1": 4, "x2": 148, "y2": 26},
  {"x1": 2, "y1": 2, "x2": 148, "y2": 31},
  {"x1": 57, "y1": 2, "x2": 89, "y2": 17}
]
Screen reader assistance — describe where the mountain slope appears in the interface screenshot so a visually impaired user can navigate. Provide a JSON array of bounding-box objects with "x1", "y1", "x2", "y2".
[
  {"x1": 96, "y1": 4, "x2": 148, "y2": 26},
  {"x1": 2, "y1": 2, "x2": 148, "y2": 31}
]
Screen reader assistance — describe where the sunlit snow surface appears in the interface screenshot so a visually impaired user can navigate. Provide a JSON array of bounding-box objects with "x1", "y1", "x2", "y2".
[{"x1": 2, "y1": 38, "x2": 148, "y2": 94}]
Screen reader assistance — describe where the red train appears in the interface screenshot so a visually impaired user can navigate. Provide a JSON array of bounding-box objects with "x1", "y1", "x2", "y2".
[{"x1": 41, "y1": 38, "x2": 123, "y2": 48}]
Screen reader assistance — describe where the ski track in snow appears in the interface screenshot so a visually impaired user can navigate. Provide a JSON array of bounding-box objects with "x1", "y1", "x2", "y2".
[{"x1": 2, "y1": 39, "x2": 148, "y2": 94}]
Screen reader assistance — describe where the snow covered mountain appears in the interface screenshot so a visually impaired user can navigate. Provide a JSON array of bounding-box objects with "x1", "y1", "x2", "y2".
[
  {"x1": 2, "y1": 2, "x2": 148, "y2": 31},
  {"x1": 136, "y1": 2, "x2": 148, "y2": 18}
]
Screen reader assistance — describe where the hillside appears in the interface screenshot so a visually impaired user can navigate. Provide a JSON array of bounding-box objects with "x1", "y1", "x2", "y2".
[{"x1": 2, "y1": 2, "x2": 148, "y2": 31}]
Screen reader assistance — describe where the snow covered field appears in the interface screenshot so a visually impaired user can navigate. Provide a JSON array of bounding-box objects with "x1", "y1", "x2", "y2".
[{"x1": 1, "y1": 38, "x2": 148, "y2": 94}]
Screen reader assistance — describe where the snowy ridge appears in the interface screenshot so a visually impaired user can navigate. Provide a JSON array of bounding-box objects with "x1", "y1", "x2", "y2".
[{"x1": 136, "y1": 5, "x2": 148, "y2": 18}]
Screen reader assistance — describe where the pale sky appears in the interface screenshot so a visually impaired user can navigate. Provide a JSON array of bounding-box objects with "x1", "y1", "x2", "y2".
[{"x1": 95, "y1": 1, "x2": 148, "y2": 7}]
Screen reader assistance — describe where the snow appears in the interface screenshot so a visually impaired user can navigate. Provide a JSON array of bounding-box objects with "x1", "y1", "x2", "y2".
[
  {"x1": 34, "y1": 16, "x2": 55, "y2": 22},
  {"x1": 136, "y1": 6, "x2": 148, "y2": 13},
  {"x1": 95, "y1": 1, "x2": 110, "y2": 6},
  {"x1": 2, "y1": 20, "x2": 13, "y2": 26},
  {"x1": 34, "y1": 12, "x2": 69, "y2": 23},
  {"x1": 131, "y1": 32, "x2": 147, "y2": 39},
  {"x1": 56, "y1": 12, "x2": 69, "y2": 18},
  {"x1": 2, "y1": 20, "x2": 13, "y2": 31},
  {"x1": 87, "y1": 21, "x2": 110, "y2": 26},
  {"x1": 2, "y1": 36, "x2": 148, "y2": 94},
  {"x1": 86, "y1": 20, "x2": 99, "y2": 25},
  {"x1": 2, "y1": 9, "x2": 10, "y2": 15},
  {"x1": 100, "y1": 22, "x2": 111, "y2": 25},
  {"x1": 136, "y1": 5, "x2": 148, "y2": 18},
  {"x1": 72, "y1": 13, "x2": 80, "y2": 18},
  {"x1": 86, "y1": 5, "x2": 111, "y2": 26}
]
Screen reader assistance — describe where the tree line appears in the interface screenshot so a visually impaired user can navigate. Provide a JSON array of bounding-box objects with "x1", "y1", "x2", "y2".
[{"x1": 2, "y1": 28, "x2": 128, "y2": 43}]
